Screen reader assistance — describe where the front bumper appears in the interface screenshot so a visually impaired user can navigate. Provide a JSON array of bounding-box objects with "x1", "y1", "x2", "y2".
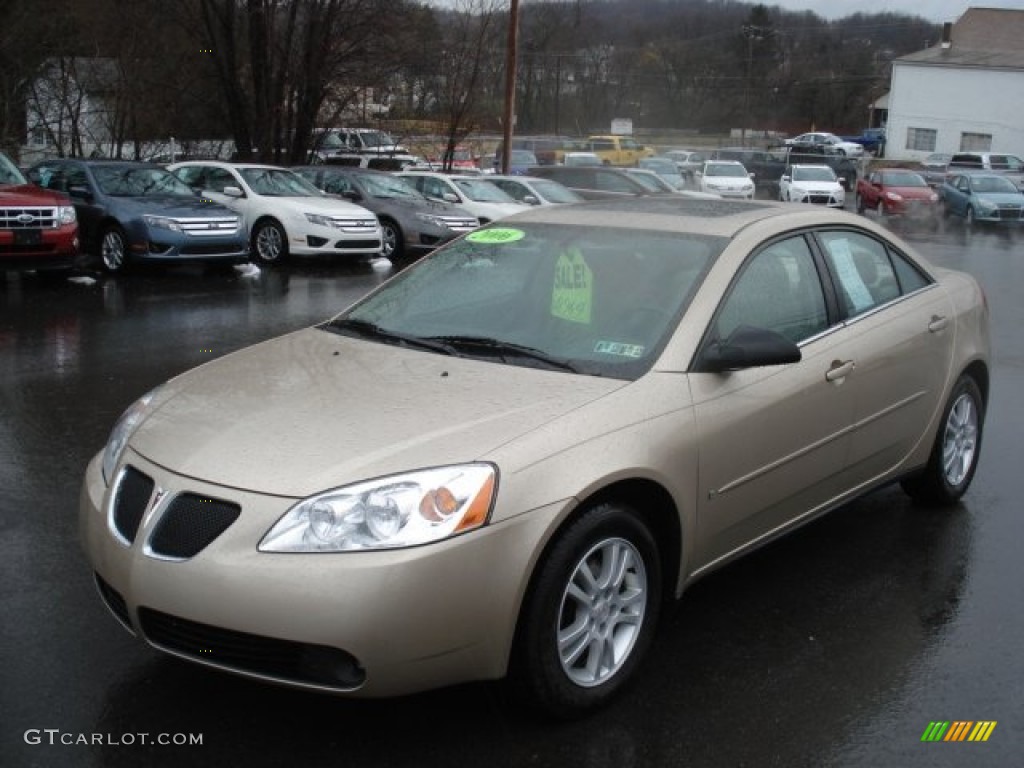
[
  {"x1": 287, "y1": 220, "x2": 382, "y2": 257},
  {"x1": 0, "y1": 224, "x2": 79, "y2": 270},
  {"x1": 79, "y1": 451, "x2": 561, "y2": 697}
]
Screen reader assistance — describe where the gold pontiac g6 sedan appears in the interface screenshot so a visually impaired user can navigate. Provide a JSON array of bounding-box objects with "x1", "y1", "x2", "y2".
[{"x1": 80, "y1": 197, "x2": 990, "y2": 718}]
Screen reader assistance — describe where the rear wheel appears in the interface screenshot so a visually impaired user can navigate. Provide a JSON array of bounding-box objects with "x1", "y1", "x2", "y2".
[
  {"x1": 508, "y1": 502, "x2": 661, "y2": 719},
  {"x1": 902, "y1": 375, "x2": 984, "y2": 505}
]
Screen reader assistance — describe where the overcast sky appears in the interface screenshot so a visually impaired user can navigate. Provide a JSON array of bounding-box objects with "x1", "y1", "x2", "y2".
[
  {"x1": 429, "y1": 2, "x2": 1022, "y2": 25},
  {"x1": 764, "y1": 1, "x2": 1019, "y2": 23}
]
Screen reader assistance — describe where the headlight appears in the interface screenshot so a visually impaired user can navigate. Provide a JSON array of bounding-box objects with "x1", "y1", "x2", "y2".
[
  {"x1": 414, "y1": 212, "x2": 450, "y2": 229},
  {"x1": 260, "y1": 464, "x2": 497, "y2": 552},
  {"x1": 885, "y1": 191, "x2": 903, "y2": 201},
  {"x1": 142, "y1": 214, "x2": 183, "y2": 233},
  {"x1": 101, "y1": 388, "x2": 161, "y2": 484},
  {"x1": 58, "y1": 205, "x2": 77, "y2": 225},
  {"x1": 977, "y1": 200, "x2": 998, "y2": 213},
  {"x1": 305, "y1": 212, "x2": 334, "y2": 228}
]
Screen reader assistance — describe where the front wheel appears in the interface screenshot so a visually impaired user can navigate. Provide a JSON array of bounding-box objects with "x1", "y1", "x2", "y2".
[
  {"x1": 856, "y1": 193, "x2": 866, "y2": 214},
  {"x1": 508, "y1": 502, "x2": 661, "y2": 719},
  {"x1": 901, "y1": 375, "x2": 984, "y2": 505},
  {"x1": 99, "y1": 225, "x2": 130, "y2": 272},
  {"x1": 965, "y1": 206, "x2": 976, "y2": 226},
  {"x1": 251, "y1": 219, "x2": 288, "y2": 266},
  {"x1": 379, "y1": 219, "x2": 403, "y2": 260}
]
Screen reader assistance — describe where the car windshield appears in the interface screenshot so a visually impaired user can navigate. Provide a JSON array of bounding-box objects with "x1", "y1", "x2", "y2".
[
  {"x1": 880, "y1": 171, "x2": 927, "y2": 187},
  {"x1": 0, "y1": 153, "x2": 26, "y2": 185},
  {"x1": 325, "y1": 223, "x2": 722, "y2": 380},
  {"x1": 356, "y1": 172, "x2": 422, "y2": 200},
  {"x1": 972, "y1": 175, "x2": 1019, "y2": 194},
  {"x1": 240, "y1": 167, "x2": 322, "y2": 197},
  {"x1": 640, "y1": 159, "x2": 677, "y2": 174},
  {"x1": 793, "y1": 167, "x2": 836, "y2": 182},
  {"x1": 92, "y1": 166, "x2": 195, "y2": 197},
  {"x1": 629, "y1": 172, "x2": 674, "y2": 193},
  {"x1": 706, "y1": 163, "x2": 747, "y2": 178},
  {"x1": 453, "y1": 178, "x2": 517, "y2": 203},
  {"x1": 510, "y1": 151, "x2": 539, "y2": 165},
  {"x1": 530, "y1": 180, "x2": 583, "y2": 204}
]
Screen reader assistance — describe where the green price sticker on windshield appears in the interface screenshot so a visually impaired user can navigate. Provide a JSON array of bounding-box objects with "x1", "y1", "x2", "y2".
[
  {"x1": 466, "y1": 228, "x2": 525, "y2": 244},
  {"x1": 551, "y1": 247, "x2": 593, "y2": 324}
]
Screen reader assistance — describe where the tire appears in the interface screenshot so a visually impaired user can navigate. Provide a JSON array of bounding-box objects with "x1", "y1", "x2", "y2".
[
  {"x1": 875, "y1": 200, "x2": 885, "y2": 218},
  {"x1": 99, "y1": 225, "x2": 129, "y2": 273},
  {"x1": 508, "y1": 502, "x2": 662, "y2": 719},
  {"x1": 902, "y1": 375, "x2": 984, "y2": 506},
  {"x1": 379, "y1": 218, "x2": 403, "y2": 260},
  {"x1": 251, "y1": 219, "x2": 288, "y2": 266},
  {"x1": 965, "y1": 206, "x2": 975, "y2": 226},
  {"x1": 856, "y1": 192, "x2": 865, "y2": 214}
]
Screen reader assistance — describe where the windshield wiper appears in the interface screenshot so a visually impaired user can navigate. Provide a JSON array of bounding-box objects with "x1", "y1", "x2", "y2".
[
  {"x1": 426, "y1": 335, "x2": 579, "y2": 372},
  {"x1": 327, "y1": 318, "x2": 456, "y2": 356}
]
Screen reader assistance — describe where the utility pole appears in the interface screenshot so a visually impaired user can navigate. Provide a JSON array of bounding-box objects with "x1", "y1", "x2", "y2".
[
  {"x1": 741, "y1": 23, "x2": 765, "y2": 147},
  {"x1": 500, "y1": 0, "x2": 520, "y2": 175}
]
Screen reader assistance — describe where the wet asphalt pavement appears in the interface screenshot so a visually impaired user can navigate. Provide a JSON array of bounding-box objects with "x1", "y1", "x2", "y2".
[{"x1": 2, "y1": 217, "x2": 1022, "y2": 767}]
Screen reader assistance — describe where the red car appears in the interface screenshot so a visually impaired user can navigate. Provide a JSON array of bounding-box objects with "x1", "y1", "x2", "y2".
[
  {"x1": 855, "y1": 168, "x2": 940, "y2": 218},
  {"x1": 1, "y1": 151, "x2": 79, "y2": 272}
]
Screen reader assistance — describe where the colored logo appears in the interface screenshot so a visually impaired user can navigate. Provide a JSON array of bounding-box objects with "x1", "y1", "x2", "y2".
[{"x1": 921, "y1": 721, "x2": 996, "y2": 742}]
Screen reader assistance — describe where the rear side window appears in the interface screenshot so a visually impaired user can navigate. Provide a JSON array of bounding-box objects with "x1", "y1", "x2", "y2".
[{"x1": 818, "y1": 231, "x2": 929, "y2": 318}]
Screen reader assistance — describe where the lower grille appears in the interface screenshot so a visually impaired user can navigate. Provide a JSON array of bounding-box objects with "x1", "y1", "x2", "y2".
[
  {"x1": 334, "y1": 239, "x2": 380, "y2": 250},
  {"x1": 95, "y1": 573, "x2": 134, "y2": 632},
  {"x1": 148, "y1": 493, "x2": 240, "y2": 559},
  {"x1": 112, "y1": 466, "x2": 155, "y2": 544},
  {"x1": 138, "y1": 608, "x2": 366, "y2": 689}
]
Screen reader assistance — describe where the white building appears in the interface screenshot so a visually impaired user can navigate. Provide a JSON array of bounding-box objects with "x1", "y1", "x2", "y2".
[{"x1": 885, "y1": 7, "x2": 1024, "y2": 162}]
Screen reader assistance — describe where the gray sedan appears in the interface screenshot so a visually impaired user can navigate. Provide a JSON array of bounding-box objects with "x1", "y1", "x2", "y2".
[{"x1": 292, "y1": 166, "x2": 479, "y2": 259}]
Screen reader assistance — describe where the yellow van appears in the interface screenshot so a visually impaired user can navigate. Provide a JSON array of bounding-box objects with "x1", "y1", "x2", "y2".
[{"x1": 580, "y1": 135, "x2": 656, "y2": 166}]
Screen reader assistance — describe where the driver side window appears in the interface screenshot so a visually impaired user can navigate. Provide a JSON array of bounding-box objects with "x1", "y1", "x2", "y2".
[{"x1": 716, "y1": 236, "x2": 828, "y2": 344}]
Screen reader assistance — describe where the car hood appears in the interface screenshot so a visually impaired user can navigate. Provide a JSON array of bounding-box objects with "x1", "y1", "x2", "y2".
[
  {"x1": 0, "y1": 183, "x2": 71, "y2": 206},
  {"x1": 107, "y1": 195, "x2": 238, "y2": 218},
  {"x1": 264, "y1": 195, "x2": 373, "y2": 216},
  {"x1": 974, "y1": 191, "x2": 1024, "y2": 204},
  {"x1": 884, "y1": 185, "x2": 937, "y2": 200},
  {"x1": 129, "y1": 328, "x2": 623, "y2": 497}
]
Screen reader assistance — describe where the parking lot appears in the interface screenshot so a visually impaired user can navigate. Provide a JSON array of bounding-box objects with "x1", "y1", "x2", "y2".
[{"x1": 2, "y1": 216, "x2": 1022, "y2": 767}]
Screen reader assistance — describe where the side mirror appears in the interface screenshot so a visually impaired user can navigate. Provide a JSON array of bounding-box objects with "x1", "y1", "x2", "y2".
[
  {"x1": 522, "y1": 194, "x2": 540, "y2": 206},
  {"x1": 223, "y1": 186, "x2": 244, "y2": 198},
  {"x1": 749, "y1": 172, "x2": 756, "y2": 179},
  {"x1": 341, "y1": 189, "x2": 361, "y2": 202},
  {"x1": 780, "y1": 175, "x2": 790, "y2": 183},
  {"x1": 442, "y1": 192, "x2": 459, "y2": 204},
  {"x1": 698, "y1": 325, "x2": 801, "y2": 373},
  {"x1": 68, "y1": 185, "x2": 93, "y2": 203}
]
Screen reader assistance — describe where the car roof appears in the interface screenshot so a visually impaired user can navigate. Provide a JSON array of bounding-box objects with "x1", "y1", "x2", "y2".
[{"x1": 493, "y1": 197, "x2": 849, "y2": 238}]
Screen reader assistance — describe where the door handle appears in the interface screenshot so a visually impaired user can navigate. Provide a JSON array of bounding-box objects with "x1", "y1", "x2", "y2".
[
  {"x1": 825, "y1": 359, "x2": 855, "y2": 382},
  {"x1": 928, "y1": 315, "x2": 950, "y2": 333}
]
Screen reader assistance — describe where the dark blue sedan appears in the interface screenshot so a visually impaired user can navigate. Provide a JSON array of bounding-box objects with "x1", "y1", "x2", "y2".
[
  {"x1": 940, "y1": 172, "x2": 1024, "y2": 225},
  {"x1": 27, "y1": 160, "x2": 249, "y2": 272}
]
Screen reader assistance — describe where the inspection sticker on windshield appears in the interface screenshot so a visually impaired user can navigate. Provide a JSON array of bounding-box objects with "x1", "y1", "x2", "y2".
[
  {"x1": 466, "y1": 228, "x2": 525, "y2": 244},
  {"x1": 551, "y1": 247, "x2": 593, "y2": 324},
  {"x1": 594, "y1": 341, "x2": 645, "y2": 358}
]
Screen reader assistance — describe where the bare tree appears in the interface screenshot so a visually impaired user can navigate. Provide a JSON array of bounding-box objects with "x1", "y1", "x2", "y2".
[{"x1": 433, "y1": 0, "x2": 506, "y2": 171}]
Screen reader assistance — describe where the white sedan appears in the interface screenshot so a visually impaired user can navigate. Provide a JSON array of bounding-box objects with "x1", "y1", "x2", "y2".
[
  {"x1": 785, "y1": 132, "x2": 864, "y2": 158},
  {"x1": 779, "y1": 164, "x2": 846, "y2": 208},
  {"x1": 695, "y1": 160, "x2": 755, "y2": 199},
  {"x1": 397, "y1": 171, "x2": 528, "y2": 224},
  {"x1": 169, "y1": 161, "x2": 382, "y2": 266}
]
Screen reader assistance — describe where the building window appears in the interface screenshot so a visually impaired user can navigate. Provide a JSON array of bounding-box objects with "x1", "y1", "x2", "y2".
[
  {"x1": 960, "y1": 132, "x2": 992, "y2": 152},
  {"x1": 905, "y1": 127, "x2": 936, "y2": 152}
]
